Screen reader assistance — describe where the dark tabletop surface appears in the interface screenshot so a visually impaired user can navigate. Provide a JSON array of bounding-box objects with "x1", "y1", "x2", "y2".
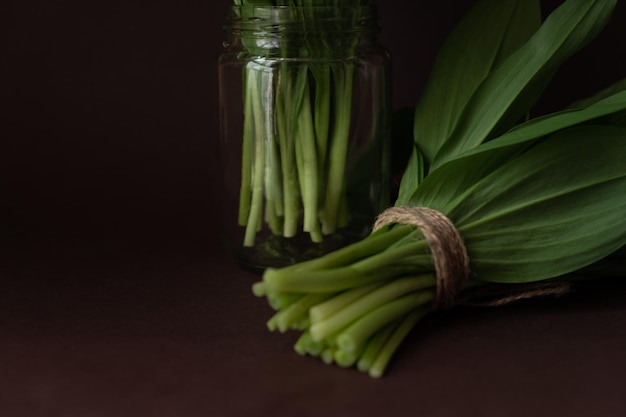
[
  {"x1": 3, "y1": 236, "x2": 626, "y2": 417},
  {"x1": 5, "y1": 1, "x2": 626, "y2": 416}
]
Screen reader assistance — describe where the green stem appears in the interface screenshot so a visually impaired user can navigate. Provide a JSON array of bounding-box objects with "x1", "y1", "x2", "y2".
[
  {"x1": 293, "y1": 316, "x2": 310, "y2": 331},
  {"x1": 322, "y1": 63, "x2": 355, "y2": 234},
  {"x1": 267, "y1": 291, "x2": 304, "y2": 311},
  {"x1": 277, "y1": 67, "x2": 300, "y2": 238},
  {"x1": 321, "y1": 347, "x2": 336, "y2": 365},
  {"x1": 309, "y1": 283, "x2": 382, "y2": 323},
  {"x1": 238, "y1": 69, "x2": 255, "y2": 226},
  {"x1": 312, "y1": 63, "x2": 331, "y2": 180},
  {"x1": 269, "y1": 225, "x2": 414, "y2": 274},
  {"x1": 267, "y1": 293, "x2": 333, "y2": 332},
  {"x1": 262, "y1": 68, "x2": 284, "y2": 235},
  {"x1": 368, "y1": 308, "x2": 429, "y2": 378},
  {"x1": 334, "y1": 343, "x2": 366, "y2": 368},
  {"x1": 251, "y1": 281, "x2": 266, "y2": 297},
  {"x1": 350, "y1": 241, "x2": 431, "y2": 274},
  {"x1": 309, "y1": 275, "x2": 435, "y2": 342},
  {"x1": 297, "y1": 80, "x2": 323, "y2": 242},
  {"x1": 262, "y1": 226, "x2": 431, "y2": 293},
  {"x1": 294, "y1": 331, "x2": 326, "y2": 356},
  {"x1": 356, "y1": 320, "x2": 399, "y2": 373},
  {"x1": 336, "y1": 291, "x2": 433, "y2": 354},
  {"x1": 264, "y1": 261, "x2": 417, "y2": 293},
  {"x1": 243, "y1": 66, "x2": 266, "y2": 247}
]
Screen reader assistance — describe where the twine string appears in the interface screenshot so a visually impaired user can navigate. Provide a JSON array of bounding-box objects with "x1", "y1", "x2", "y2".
[
  {"x1": 373, "y1": 206, "x2": 470, "y2": 309},
  {"x1": 457, "y1": 281, "x2": 572, "y2": 307},
  {"x1": 372, "y1": 206, "x2": 571, "y2": 309}
]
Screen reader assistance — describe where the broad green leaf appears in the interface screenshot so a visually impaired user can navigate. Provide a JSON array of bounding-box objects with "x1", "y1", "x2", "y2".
[
  {"x1": 408, "y1": 90, "x2": 626, "y2": 211},
  {"x1": 431, "y1": 0, "x2": 617, "y2": 171},
  {"x1": 396, "y1": 145, "x2": 424, "y2": 205},
  {"x1": 413, "y1": 0, "x2": 541, "y2": 166},
  {"x1": 398, "y1": 0, "x2": 541, "y2": 204},
  {"x1": 451, "y1": 125, "x2": 626, "y2": 283},
  {"x1": 493, "y1": 0, "x2": 542, "y2": 65}
]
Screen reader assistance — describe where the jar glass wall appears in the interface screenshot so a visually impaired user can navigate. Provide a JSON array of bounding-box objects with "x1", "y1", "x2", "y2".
[{"x1": 218, "y1": 5, "x2": 391, "y2": 272}]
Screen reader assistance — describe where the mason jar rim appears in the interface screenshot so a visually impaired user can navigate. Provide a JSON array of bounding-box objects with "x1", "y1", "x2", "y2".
[{"x1": 223, "y1": 5, "x2": 380, "y2": 34}]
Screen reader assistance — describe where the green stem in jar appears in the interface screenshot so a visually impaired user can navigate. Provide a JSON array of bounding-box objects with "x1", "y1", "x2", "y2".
[
  {"x1": 261, "y1": 67, "x2": 284, "y2": 236},
  {"x1": 235, "y1": 2, "x2": 374, "y2": 247},
  {"x1": 276, "y1": 63, "x2": 301, "y2": 238},
  {"x1": 243, "y1": 65, "x2": 266, "y2": 247},
  {"x1": 297, "y1": 80, "x2": 323, "y2": 242},
  {"x1": 322, "y1": 62, "x2": 354, "y2": 234}
]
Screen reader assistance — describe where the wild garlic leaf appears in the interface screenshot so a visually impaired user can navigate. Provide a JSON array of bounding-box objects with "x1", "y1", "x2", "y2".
[
  {"x1": 397, "y1": 0, "x2": 541, "y2": 205},
  {"x1": 413, "y1": 0, "x2": 540, "y2": 167},
  {"x1": 396, "y1": 145, "x2": 424, "y2": 205},
  {"x1": 452, "y1": 125, "x2": 626, "y2": 283},
  {"x1": 407, "y1": 90, "x2": 626, "y2": 212},
  {"x1": 493, "y1": 0, "x2": 542, "y2": 65},
  {"x1": 430, "y1": 0, "x2": 617, "y2": 171}
]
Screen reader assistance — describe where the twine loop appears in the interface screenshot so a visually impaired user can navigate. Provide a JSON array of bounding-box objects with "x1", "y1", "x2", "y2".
[
  {"x1": 372, "y1": 206, "x2": 572, "y2": 309},
  {"x1": 373, "y1": 206, "x2": 470, "y2": 309}
]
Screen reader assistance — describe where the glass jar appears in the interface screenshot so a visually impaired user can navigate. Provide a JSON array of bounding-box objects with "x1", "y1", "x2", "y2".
[{"x1": 217, "y1": 4, "x2": 391, "y2": 273}]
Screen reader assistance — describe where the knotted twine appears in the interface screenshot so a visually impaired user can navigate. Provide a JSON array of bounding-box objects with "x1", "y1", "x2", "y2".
[
  {"x1": 372, "y1": 206, "x2": 571, "y2": 310},
  {"x1": 373, "y1": 206, "x2": 470, "y2": 310}
]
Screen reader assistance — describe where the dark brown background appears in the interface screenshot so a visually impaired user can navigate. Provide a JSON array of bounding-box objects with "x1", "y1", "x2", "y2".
[{"x1": 3, "y1": 1, "x2": 626, "y2": 416}]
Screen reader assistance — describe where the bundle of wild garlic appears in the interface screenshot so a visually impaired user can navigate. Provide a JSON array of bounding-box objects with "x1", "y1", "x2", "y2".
[{"x1": 252, "y1": 0, "x2": 626, "y2": 377}]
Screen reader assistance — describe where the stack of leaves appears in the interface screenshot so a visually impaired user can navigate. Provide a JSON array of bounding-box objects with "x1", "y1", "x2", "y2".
[{"x1": 251, "y1": 0, "x2": 626, "y2": 378}]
